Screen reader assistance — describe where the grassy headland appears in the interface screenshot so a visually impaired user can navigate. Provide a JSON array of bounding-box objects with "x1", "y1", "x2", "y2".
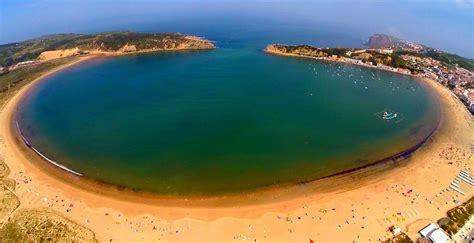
[
  {"x1": 0, "y1": 31, "x2": 215, "y2": 104},
  {"x1": 0, "y1": 32, "x2": 214, "y2": 68}
]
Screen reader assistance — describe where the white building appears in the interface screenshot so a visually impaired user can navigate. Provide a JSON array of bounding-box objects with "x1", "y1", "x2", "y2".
[
  {"x1": 11, "y1": 60, "x2": 40, "y2": 69},
  {"x1": 419, "y1": 223, "x2": 451, "y2": 243},
  {"x1": 391, "y1": 226, "x2": 401, "y2": 236},
  {"x1": 378, "y1": 49, "x2": 393, "y2": 55},
  {"x1": 460, "y1": 90, "x2": 474, "y2": 113}
]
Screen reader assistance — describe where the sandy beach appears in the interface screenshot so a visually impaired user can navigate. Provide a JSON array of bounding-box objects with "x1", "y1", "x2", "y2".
[{"x1": 0, "y1": 55, "x2": 473, "y2": 242}]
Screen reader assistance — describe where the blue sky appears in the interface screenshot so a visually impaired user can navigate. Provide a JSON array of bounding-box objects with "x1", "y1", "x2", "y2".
[{"x1": 1, "y1": 0, "x2": 473, "y2": 58}]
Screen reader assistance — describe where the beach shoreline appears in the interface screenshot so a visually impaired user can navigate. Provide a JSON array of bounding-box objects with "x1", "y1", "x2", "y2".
[
  {"x1": 1, "y1": 52, "x2": 473, "y2": 242},
  {"x1": 8, "y1": 51, "x2": 441, "y2": 206}
]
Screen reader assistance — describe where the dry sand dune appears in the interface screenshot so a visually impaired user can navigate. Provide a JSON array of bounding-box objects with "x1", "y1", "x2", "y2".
[{"x1": 39, "y1": 48, "x2": 81, "y2": 61}]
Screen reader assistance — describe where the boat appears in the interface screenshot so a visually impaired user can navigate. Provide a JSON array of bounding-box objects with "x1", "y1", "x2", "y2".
[
  {"x1": 383, "y1": 112, "x2": 398, "y2": 120},
  {"x1": 375, "y1": 109, "x2": 404, "y2": 123}
]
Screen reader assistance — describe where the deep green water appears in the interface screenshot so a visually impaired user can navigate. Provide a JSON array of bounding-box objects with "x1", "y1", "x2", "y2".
[{"x1": 17, "y1": 46, "x2": 440, "y2": 196}]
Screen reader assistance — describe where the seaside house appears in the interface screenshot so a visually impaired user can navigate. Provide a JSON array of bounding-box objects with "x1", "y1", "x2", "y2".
[
  {"x1": 460, "y1": 90, "x2": 474, "y2": 113},
  {"x1": 10, "y1": 60, "x2": 40, "y2": 70},
  {"x1": 419, "y1": 223, "x2": 451, "y2": 243},
  {"x1": 353, "y1": 49, "x2": 367, "y2": 54},
  {"x1": 389, "y1": 225, "x2": 402, "y2": 236},
  {"x1": 377, "y1": 49, "x2": 393, "y2": 55}
]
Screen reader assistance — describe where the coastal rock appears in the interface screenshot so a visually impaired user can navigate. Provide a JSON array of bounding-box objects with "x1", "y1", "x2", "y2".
[{"x1": 367, "y1": 34, "x2": 395, "y2": 49}]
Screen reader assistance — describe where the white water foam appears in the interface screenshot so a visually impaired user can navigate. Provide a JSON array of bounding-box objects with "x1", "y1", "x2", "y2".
[{"x1": 15, "y1": 120, "x2": 83, "y2": 177}]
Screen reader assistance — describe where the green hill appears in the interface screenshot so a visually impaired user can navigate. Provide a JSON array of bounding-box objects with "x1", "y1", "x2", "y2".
[
  {"x1": 0, "y1": 32, "x2": 214, "y2": 67},
  {"x1": 424, "y1": 49, "x2": 474, "y2": 71}
]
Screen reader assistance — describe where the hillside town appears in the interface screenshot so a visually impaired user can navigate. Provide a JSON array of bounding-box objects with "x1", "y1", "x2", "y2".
[
  {"x1": 399, "y1": 53, "x2": 474, "y2": 114},
  {"x1": 370, "y1": 35, "x2": 474, "y2": 114},
  {"x1": 347, "y1": 48, "x2": 474, "y2": 114},
  {"x1": 266, "y1": 34, "x2": 474, "y2": 114}
]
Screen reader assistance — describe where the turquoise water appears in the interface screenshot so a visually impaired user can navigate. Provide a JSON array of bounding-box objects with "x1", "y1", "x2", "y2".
[{"x1": 16, "y1": 42, "x2": 439, "y2": 196}]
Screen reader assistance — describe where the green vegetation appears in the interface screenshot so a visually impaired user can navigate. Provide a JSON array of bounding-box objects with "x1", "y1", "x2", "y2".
[
  {"x1": 271, "y1": 45, "x2": 352, "y2": 58},
  {"x1": 0, "y1": 32, "x2": 214, "y2": 67},
  {"x1": 0, "y1": 159, "x2": 10, "y2": 178},
  {"x1": 270, "y1": 42, "x2": 473, "y2": 76},
  {"x1": 323, "y1": 48, "x2": 350, "y2": 57},
  {"x1": 366, "y1": 33, "x2": 474, "y2": 71},
  {"x1": 382, "y1": 232, "x2": 413, "y2": 243},
  {"x1": 0, "y1": 186, "x2": 20, "y2": 220},
  {"x1": 424, "y1": 49, "x2": 474, "y2": 71},
  {"x1": 439, "y1": 197, "x2": 474, "y2": 235},
  {"x1": 0, "y1": 158, "x2": 20, "y2": 221},
  {"x1": 390, "y1": 53, "x2": 407, "y2": 68},
  {"x1": 0, "y1": 57, "x2": 74, "y2": 104},
  {"x1": 1, "y1": 153, "x2": 96, "y2": 242},
  {"x1": 393, "y1": 50, "x2": 424, "y2": 58},
  {"x1": 271, "y1": 45, "x2": 331, "y2": 58},
  {"x1": 0, "y1": 34, "x2": 82, "y2": 67},
  {"x1": 462, "y1": 83, "x2": 474, "y2": 89},
  {"x1": 0, "y1": 210, "x2": 97, "y2": 242},
  {"x1": 271, "y1": 44, "x2": 410, "y2": 69},
  {"x1": 50, "y1": 32, "x2": 191, "y2": 51},
  {"x1": 366, "y1": 52, "x2": 392, "y2": 66}
]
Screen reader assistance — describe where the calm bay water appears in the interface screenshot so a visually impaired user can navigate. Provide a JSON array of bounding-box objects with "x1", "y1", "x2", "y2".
[{"x1": 16, "y1": 29, "x2": 440, "y2": 196}]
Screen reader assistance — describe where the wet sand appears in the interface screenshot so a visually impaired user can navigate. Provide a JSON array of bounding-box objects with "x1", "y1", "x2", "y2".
[{"x1": 0, "y1": 56, "x2": 473, "y2": 242}]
